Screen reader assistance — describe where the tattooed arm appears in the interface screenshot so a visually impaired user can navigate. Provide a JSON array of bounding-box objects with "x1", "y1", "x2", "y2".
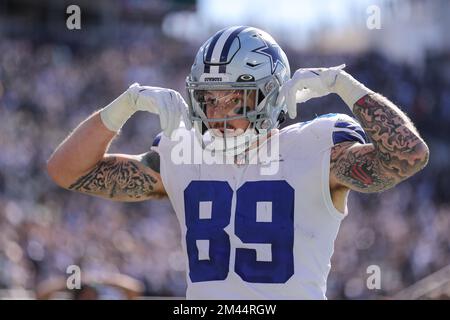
[
  {"x1": 67, "y1": 151, "x2": 165, "y2": 201},
  {"x1": 330, "y1": 93, "x2": 429, "y2": 193},
  {"x1": 47, "y1": 111, "x2": 166, "y2": 201}
]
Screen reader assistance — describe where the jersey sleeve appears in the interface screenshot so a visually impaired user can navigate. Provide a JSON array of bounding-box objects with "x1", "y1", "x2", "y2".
[
  {"x1": 285, "y1": 113, "x2": 369, "y2": 151},
  {"x1": 150, "y1": 124, "x2": 195, "y2": 157},
  {"x1": 331, "y1": 114, "x2": 368, "y2": 145},
  {"x1": 280, "y1": 113, "x2": 370, "y2": 154},
  {"x1": 150, "y1": 132, "x2": 163, "y2": 152}
]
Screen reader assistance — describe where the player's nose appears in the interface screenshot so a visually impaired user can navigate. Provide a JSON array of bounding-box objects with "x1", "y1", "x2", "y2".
[{"x1": 209, "y1": 106, "x2": 227, "y2": 119}]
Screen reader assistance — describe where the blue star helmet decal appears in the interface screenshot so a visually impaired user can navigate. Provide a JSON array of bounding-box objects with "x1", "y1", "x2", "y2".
[{"x1": 251, "y1": 36, "x2": 285, "y2": 74}]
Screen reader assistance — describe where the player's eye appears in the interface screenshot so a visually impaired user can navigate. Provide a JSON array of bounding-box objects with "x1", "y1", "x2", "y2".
[
  {"x1": 225, "y1": 97, "x2": 242, "y2": 107},
  {"x1": 232, "y1": 97, "x2": 242, "y2": 104},
  {"x1": 233, "y1": 106, "x2": 251, "y2": 115},
  {"x1": 205, "y1": 98, "x2": 217, "y2": 106}
]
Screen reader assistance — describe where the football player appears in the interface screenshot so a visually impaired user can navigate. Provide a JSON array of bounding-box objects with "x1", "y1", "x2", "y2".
[{"x1": 47, "y1": 26, "x2": 429, "y2": 299}]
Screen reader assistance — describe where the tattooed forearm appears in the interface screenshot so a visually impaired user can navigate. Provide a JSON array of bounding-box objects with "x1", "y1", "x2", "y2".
[
  {"x1": 353, "y1": 94, "x2": 429, "y2": 179},
  {"x1": 331, "y1": 93, "x2": 429, "y2": 193},
  {"x1": 69, "y1": 157, "x2": 159, "y2": 200},
  {"x1": 331, "y1": 142, "x2": 396, "y2": 193}
]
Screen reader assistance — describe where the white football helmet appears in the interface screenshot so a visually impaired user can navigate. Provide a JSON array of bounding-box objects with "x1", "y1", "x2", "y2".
[{"x1": 185, "y1": 26, "x2": 291, "y2": 156}]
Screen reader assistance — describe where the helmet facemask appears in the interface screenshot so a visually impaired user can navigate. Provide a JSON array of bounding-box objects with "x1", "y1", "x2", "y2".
[
  {"x1": 186, "y1": 75, "x2": 283, "y2": 157},
  {"x1": 201, "y1": 89, "x2": 256, "y2": 136}
]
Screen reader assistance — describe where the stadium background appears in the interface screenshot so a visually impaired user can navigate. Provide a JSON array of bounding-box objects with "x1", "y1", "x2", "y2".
[{"x1": 0, "y1": 0, "x2": 449, "y2": 299}]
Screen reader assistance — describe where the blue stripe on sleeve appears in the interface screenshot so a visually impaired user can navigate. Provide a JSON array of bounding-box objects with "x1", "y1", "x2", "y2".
[
  {"x1": 152, "y1": 133, "x2": 162, "y2": 147},
  {"x1": 332, "y1": 131, "x2": 366, "y2": 145}
]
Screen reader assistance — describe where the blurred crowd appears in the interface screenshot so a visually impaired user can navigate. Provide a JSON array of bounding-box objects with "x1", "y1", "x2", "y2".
[{"x1": 0, "y1": 27, "x2": 449, "y2": 299}]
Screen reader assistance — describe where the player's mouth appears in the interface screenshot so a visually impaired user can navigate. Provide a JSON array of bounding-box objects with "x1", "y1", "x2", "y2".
[
  {"x1": 209, "y1": 123, "x2": 247, "y2": 138},
  {"x1": 211, "y1": 123, "x2": 236, "y2": 133}
]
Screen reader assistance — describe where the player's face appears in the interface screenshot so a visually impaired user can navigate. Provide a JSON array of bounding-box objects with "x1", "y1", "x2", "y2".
[{"x1": 204, "y1": 90, "x2": 256, "y2": 136}]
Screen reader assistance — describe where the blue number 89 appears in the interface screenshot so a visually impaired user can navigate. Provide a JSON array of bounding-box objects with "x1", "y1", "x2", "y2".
[{"x1": 184, "y1": 180, "x2": 294, "y2": 283}]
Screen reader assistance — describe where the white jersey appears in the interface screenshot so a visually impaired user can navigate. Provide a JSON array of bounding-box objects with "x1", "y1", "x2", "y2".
[{"x1": 152, "y1": 113, "x2": 367, "y2": 300}]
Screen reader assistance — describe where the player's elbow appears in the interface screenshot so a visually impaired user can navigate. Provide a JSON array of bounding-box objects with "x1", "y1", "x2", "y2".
[
  {"x1": 46, "y1": 155, "x2": 73, "y2": 189},
  {"x1": 407, "y1": 140, "x2": 430, "y2": 176},
  {"x1": 366, "y1": 142, "x2": 429, "y2": 194},
  {"x1": 46, "y1": 157, "x2": 63, "y2": 187},
  {"x1": 387, "y1": 140, "x2": 430, "y2": 188},
  {"x1": 418, "y1": 141, "x2": 430, "y2": 167}
]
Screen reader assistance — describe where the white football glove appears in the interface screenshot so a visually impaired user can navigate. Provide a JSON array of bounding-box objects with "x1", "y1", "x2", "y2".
[
  {"x1": 276, "y1": 64, "x2": 345, "y2": 119},
  {"x1": 132, "y1": 84, "x2": 192, "y2": 136},
  {"x1": 100, "y1": 83, "x2": 192, "y2": 137}
]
